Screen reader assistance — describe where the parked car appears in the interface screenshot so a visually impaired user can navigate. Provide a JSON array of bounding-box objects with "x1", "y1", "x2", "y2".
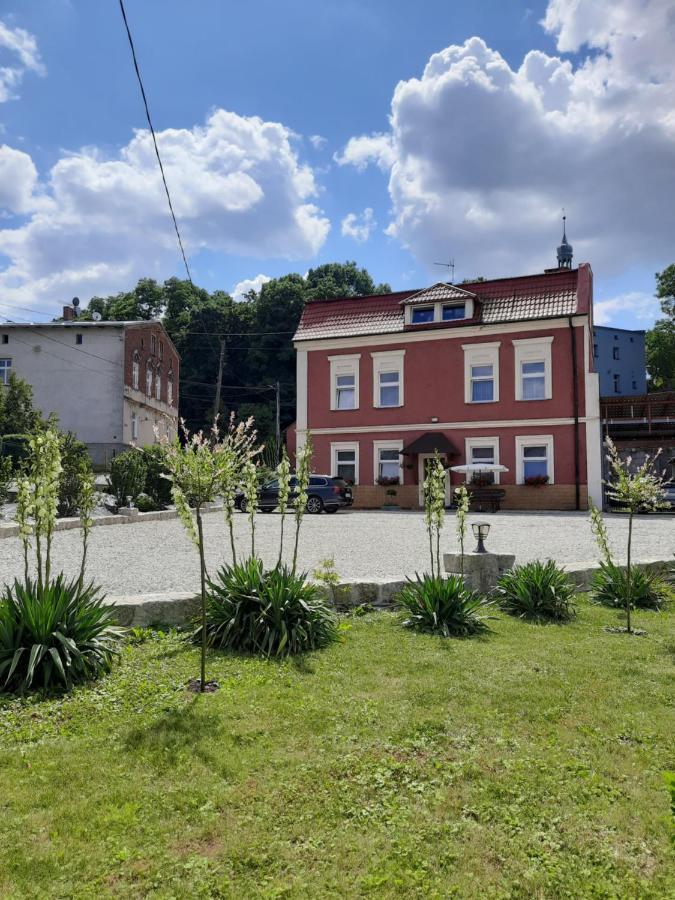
[
  {"x1": 663, "y1": 482, "x2": 675, "y2": 508},
  {"x1": 236, "y1": 475, "x2": 353, "y2": 514}
]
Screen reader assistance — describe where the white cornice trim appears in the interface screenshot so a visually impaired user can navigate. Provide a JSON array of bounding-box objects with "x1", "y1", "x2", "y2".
[
  {"x1": 297, "y1": 416, "x2": 585, "y2": 436},
  {"x1": 461, "y1": 341, "x2": 501, "y2": 350},
  {"x1": 294, "y1": 316, "x2": 588, "y2": 352},
  {"x1": 511, "y1": 335, "x2": 555, "y2": 346}
]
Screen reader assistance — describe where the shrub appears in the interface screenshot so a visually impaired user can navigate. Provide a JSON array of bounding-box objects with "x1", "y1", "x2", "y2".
[
  {"x1": 397, "y1": 574, "x2": 493, "y2": 637},
  {"x1": 141, "y1": 445, "x2": 172, "y2": 506},
  {"x1": 590, "y1": 562, "x2": 672, "y2": 611},
  {"x1": 58, "y1": 432, "x2": 92, "y2": 517},
  {"x1": 495, "y1": 560, "x2": 576, "y2": 622},
  {"x1": 109, "y1": 450, "x2": 146, "y2": 507},
  {"x1": 204, "y1": 558, "x2": 338, "y2": 656},
  {"x1": 0, "y1": 455, "x2": 11, "y2": 506},
  {"x1": 0, "y1": 576, "x2": 123, "y2": 694},
  {"x1": 135, "y1": 493, "x2": 160, "y2": 513}
]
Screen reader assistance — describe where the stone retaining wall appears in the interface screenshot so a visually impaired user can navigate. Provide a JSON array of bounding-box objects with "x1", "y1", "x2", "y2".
[
  {"x1": 0, "y1": 502, "x2": 223, "y2": 540},
  {"x1": 105, "y1": 558, "x2": 671, "y2": 627}
]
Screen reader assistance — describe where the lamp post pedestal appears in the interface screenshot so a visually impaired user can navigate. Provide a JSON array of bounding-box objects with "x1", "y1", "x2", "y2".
[{"x1": 443, "y1": 550, "x2": 515, "y2": 594}]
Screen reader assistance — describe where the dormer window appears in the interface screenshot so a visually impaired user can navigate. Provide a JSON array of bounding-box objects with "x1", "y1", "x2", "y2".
[
  {"x1": 411, "y1": 307, "x2": 434, "y2": 324},
  {"x1": 403, "y1": 283, "x2": 475, "y2": 326},
  {"x1": 442, "y1": 304, "x2": 465, "y2": 321}
]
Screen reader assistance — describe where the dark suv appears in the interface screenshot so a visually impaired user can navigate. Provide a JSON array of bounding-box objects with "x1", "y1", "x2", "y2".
[{"x1": 237, "y1": 475, "x2": 353, "y2": 514}]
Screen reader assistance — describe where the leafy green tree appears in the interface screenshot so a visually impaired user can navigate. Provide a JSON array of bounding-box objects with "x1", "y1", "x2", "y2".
[
  {"x1": 80, "y1": 278, "x2": 165, "y2": 321},
  {"x1": 655, "y1": 263, "x2": 675, "y2": 319},
  {"x1": 0, "y1": 373, "x2": 42, "y2": 437},
  {"x1": 305, "y1": 261, "x2": 390, "y2": 300},
  {"x1": 645, "y1": 319, "x2": 675, "y2": 390}
]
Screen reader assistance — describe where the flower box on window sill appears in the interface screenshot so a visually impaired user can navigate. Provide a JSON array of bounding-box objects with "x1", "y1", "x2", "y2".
[
  {"x1": 377, "y1": 476, "x2": 400, "y2": 486},
  {"x1": 524, "y1": 475, "x2": 549, "y2": 487}
]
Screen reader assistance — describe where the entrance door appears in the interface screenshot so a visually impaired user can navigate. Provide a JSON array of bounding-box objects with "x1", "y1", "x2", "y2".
[{"x1": 418, "y1": 454, "x2": 451, "y2": 507}]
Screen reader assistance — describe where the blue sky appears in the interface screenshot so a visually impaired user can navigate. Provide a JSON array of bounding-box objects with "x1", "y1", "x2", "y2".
[{"x1": 0, "y1": 0, "x2": 673, "y2": 328}]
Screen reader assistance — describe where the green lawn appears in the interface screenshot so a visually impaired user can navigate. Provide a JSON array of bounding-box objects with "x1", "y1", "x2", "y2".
[{"x1": 0, "y1": 602, "x2": 673, "y2": 898}]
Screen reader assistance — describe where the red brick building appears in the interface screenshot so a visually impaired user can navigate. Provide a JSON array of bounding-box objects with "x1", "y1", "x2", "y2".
[{"x1": 290, "y1": 262, "x2": 602, "y2": 510}]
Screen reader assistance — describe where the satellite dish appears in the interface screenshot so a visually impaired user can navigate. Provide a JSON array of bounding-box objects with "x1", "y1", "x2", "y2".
[
  {"x1": 92, "y1": 311, "x2": 102, "y2": 322},
  {"x1": 72, "y1": 297, "x2": 80, "y2": 307}
]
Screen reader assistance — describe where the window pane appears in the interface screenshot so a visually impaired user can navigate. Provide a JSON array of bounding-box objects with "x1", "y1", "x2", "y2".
[
  {"x1": 379, "y1": 371, "x2": 398, "y2": 384},
  {"x1": 336, "y1": 374, "x2": 354, "y2": 387},
  {"x1": 379, "y1": 462, "x2": 399, "y2": 479},
  {"x1": 336, "y1": 463, "x2": 355, "y2": 482},
  {"x1": 336, "y1": 388, "x2": 355, "y2": 409},
  {"x1": 379, "y1": 385, "x2": 399, "y2": 406},
  {"x1": 471, "y1": 447, "x2": 494, "y2": 462},
  {"x1": 471, "y1": 364, "x2": 493, "y2": 378},
  {"x1": 523, "y1": 445, "x2": 547, "y2": 458},
  {"x1": 336, "y1": 450, "x2": 355, "y2": 463},
  {"x1": 380, "y1": 449, "x2": 400, "y2": 461},
  {"x1": 442, "y1": 304, "x2": 465, "y2": 320},
  {"x1": 522, "y1": 361, "x2": 545, "y2": 374},
  {"x1": 524, "y1": 459, "x2": 548, "y2": 479},
  {"x1": 522, "y1": 376, "x2": 545, "y2": 400},
  {"x1": 411, "y1": 307, "x2": 434, "y2": 323},
  {"x1": 472, "y1": 379, "x2": 494, "y2": 402}
]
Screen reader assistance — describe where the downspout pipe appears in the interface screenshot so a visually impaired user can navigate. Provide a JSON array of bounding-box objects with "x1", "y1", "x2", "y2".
[{"x1": 568, "y1": 315, "x2": 581, "y2": 510}]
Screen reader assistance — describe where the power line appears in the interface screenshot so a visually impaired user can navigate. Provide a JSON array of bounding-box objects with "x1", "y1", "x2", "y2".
[{"x1": 117, "y1": 0, "x2": 193, "y2": 284}]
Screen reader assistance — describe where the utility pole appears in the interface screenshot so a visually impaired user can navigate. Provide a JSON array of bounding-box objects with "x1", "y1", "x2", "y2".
[
  {"x1": 213, "y1": 338, "x2": 226, "y2": 425},
  {"x1": 274, "y1": 380, "x2": 281, "y2": 462}
]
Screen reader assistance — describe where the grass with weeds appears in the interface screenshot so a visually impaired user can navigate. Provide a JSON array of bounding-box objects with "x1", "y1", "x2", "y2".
[{"x1": 0, "y1": 600, "x2": 673, "y2": 898}]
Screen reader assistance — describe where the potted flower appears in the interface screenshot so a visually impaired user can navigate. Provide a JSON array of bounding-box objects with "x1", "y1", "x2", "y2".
[{"x1": 524, "y1": 474, "x2": 549, "y2": 487}]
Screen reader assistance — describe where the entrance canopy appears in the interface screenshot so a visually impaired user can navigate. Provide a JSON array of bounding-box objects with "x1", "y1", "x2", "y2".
[{"x1": 401, "y1": 432, "x2": 459, "y2": 456}]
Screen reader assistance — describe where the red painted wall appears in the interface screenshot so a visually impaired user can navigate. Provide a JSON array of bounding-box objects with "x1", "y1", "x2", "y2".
[
  {"x1": 307, "y1": 424, "x2": 585, "y2": 488},
  {"x1": 306, "y1": 324, "x2": 587, "y2": 431}
]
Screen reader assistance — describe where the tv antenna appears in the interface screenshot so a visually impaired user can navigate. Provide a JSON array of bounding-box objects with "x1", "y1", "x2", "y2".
[{"x1": 434, "y1": 259, "x2": 455, "y2": 282}]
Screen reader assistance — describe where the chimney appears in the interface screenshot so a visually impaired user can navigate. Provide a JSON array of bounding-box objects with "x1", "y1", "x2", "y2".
[{"x1": 63, "y1": 305, "x2": 74, "y2": 321}]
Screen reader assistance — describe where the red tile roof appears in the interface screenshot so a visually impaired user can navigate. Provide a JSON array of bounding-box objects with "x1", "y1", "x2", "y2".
[{"x1": 294, "y1": 268, "x2": 586, "y2": 341}]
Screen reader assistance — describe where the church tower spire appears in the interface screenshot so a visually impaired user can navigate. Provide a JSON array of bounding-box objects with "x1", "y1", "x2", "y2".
[{"x1": 556, "y1": 211, "x2": 573, "y2": 269}]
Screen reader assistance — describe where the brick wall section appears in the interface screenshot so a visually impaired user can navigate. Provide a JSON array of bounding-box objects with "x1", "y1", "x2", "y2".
[
  {"x1": 351, "y1": 484, "x2": 588, "y2": 511},
  {"x1": 123, "y1": 323, "x2": 179, "y2": 408}
]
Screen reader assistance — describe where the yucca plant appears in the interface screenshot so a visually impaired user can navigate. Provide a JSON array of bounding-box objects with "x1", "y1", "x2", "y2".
[
  {"x1": 397, "y1": 574, "x2": 493, "y2": 637},
  {"x1": 203, "y1": 558, "x2": 338, "y2": 657},
  {"x1": 495, "y1": 560, "x2": 576, "y2": 622},
  {"x1": 0, "y1": 575, "x2": 123, "y2": 694},
  {"x1": 590, "y1": 562, "x2": 672, "y2": 611}
]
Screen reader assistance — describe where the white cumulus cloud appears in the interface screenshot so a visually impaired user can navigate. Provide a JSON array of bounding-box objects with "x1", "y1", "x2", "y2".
[
  {"x1": 594, "y1": 291, "x2": 661, "y2": 327},
  {"x1": 334, "y1": 133, "x2": 395, "y2": 172},
  {"x1": 0, "y1": 108, "x2": 330, "y2": 313},
  {"x1": 337, "y1": 0, "x2": 675, "y2": 279},
  {"x1": 341, "y1": 207, "x2": 376, "y2": 243},
  {"x1": 232, "y1": 273, "x2": 272, "y2": 301},
  {"x1": 0, "y1": 19, "x2": 45, "y2": 102}
]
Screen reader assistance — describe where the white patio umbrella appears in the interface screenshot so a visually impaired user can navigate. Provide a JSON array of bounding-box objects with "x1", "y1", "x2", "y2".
[{"x1": 450, "y1": 463, "x2": 509, "y2": 474}]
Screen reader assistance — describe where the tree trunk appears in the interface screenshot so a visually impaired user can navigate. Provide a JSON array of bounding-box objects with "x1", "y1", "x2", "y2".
[{"x1": 196, "y1": 507, "x2": 207, "y2": 692}]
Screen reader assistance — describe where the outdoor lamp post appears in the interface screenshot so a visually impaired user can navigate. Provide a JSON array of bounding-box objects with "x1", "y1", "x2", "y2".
[{"x1": 472, "y1": 521, "x2": 490, "y2": 553}]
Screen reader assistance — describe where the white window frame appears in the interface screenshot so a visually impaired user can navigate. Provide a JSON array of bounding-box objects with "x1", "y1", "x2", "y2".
[
  {"x1": 463, "y1": 342, "x2": 500, "y2": 404},
  {"x1": 515, "y1": 434, "x2": 555, "y2": 485},
  {"x1": 372, "y1": 350, "x2": 405, "y2": 408},
  {"x1": 513, "y1": 336, "x2": 553, "y2": 401},
  {"x1": 131, "y1": 411, "x2": 139, "y2": 441},
  {"x1": 330, "y1": 441, "x2": 359, "y2": 485},
  {"x1": 404, "y1": 296, "x2": 474, "y2": 325},
  {"x1": 464, "y1": 436, "x2": 501, "y2": 484},
  {"x1": 373, "y1": 439, "x2": 404, "y2": 484},
  {"x1": 329, "y1": 354, "x2": 360, "y2": 411},
  {"x1": 167, "y1": 372, "x2": 174, "y2": 407},
  {"x1": 410, "y1": 306, "x2": 435, "y2": 324},
  {"x1": 146, "y1": 365, "x2": 153, "y2": 397},
  {"x1": 155, "y1": 368, "x2": 162, "y2": 401},
  {"x1": 132, "y1": 354, "x2": 140, "y2": 391},
  {"x1": 0, "y1": 358, "x2": 12, "y2": 386}
]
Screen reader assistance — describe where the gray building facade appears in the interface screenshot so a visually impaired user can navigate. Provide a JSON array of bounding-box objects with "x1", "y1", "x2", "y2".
[{"x1": 593, "y1": 326, "x2": 646, "y2": 397}]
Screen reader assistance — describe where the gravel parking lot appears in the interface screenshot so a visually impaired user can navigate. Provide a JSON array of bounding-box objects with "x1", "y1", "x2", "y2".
[{"x1": 0, "y1": 509, "x2": 673, "y2": 596}]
